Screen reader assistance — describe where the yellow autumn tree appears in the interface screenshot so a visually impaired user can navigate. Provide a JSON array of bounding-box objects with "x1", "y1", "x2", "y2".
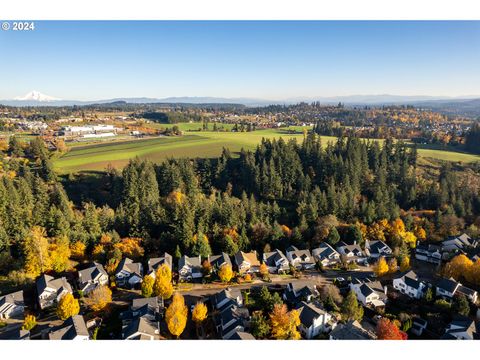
[
  {"x1": 23, "y1": 226, "x2": 51, "y2": 277},
  {"x1": 49, "y1": 236, "x2": 71, "y2": 273},
  {"x1": 269, "y1": 304, "x2": 301, "y2": 340},
  {"x1": 56, "y1": 293, "x2": 80, "y2": 320},
  {"x1": 400, "y1": 256, "x2": 410, "y2": 272},
  {"x1": 388, "y1": 258, "x2": 398, "y2": 274},
  {"x1": 153, "y1": 264, "x2": 174, "y2": 301},
  {"x1": 114, "y1": 237, "x2": 144, "y2": 259},
  {"x1": 70, "y1": 241, "x2": 86, "y2": 261},
  {"x1": 22, "y1": 314, "x2": 37, "y2": 331},
  {"x1": 165, "y1": 293, "x2": 188, "y2": 338},
  {"x1": 374, "y1": 257, "x2": 389, "y2": 277},
  {"x1": 218, "y1": 263, "x2": 233, "y2": 283},
  {"x1": 141, "y1": 275, "x2": 154, "y2": 298},
  {"x1": 85, "y1": 285, "x2": 112, "y2": 312},
  {"x1": 403, "y1": 231, "x2": 417, "y2": 248},
  {"x1": 443, "y1": 254, "x2": 473, "y2": 281},
  {"x1": 191, "y1": 302, "x2": 208, "y2": 324}
]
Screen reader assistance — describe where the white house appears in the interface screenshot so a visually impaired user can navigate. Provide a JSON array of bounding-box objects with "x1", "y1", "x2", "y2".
[
  {"x1": 122, "y1": 316, "x2": 160, "y2": 340},
  {"x1": 392, "y1": 270, "x2": 427, "y2": 299},
  {"x1": 263, "y1": 249, "x2": 289, "y2": 273},
  {"x1": 115, "y1": 258, "x2": 143, "y2": 288},
  {"x1": 48, "y1": 315, "x2": 90, "y2": 340},
  {"x1": 211, "y1": 288, "x2": 243, "y2": 311},
  {"x1": 36, "y1": 274, "x2": 73, "y2": 310},
  {"x1": 283, "y1": 281, "x2": 319, "y2": 302},
  {"x1": 147, "y1": 253, "x2": 173, "y2": 278},
  {"x1": 365, "y1": 240, "x2": 392, "y2": 259},
  {"x1": 78, "y1": 262, "x2": 109, "y2": 294},
  {"x1": 296, "y1": 301, "x2": 336, "y2": 339},
  {"x1": 285, "y1": 246, "x2": 315, "y2": 270},
  {"x1": 0, "y1": 290, "x2": 24, "y2": 319},
  {"x1": 312, "y1": 243, "x2": 340, "y2": 266},
  {"x1": 349, "y1": 279, "x2": 387, "y2": 307},
  {"x1": 442, "y1": 233, "x2": 478, "y2": 252},
  {"x1": 336, "y1": 242, "x2": 366, "y2": 263},
  {"x1": 178, "y1": 255, "x2": 203, "y2": 281},
  {"x1": 234, "y1": 251, "x2": 260, "y2": 274},
  {"x1": 415, "y1": 242, "x2": 442, "y2": 265},
  {"x1": 215, "y1": 303, "x2": 250, "y2": 339}
]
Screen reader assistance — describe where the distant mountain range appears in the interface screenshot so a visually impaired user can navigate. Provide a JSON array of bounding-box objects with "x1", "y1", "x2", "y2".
[{"x1": 1, "y1": 91, "x2": 480, "y2": 117}]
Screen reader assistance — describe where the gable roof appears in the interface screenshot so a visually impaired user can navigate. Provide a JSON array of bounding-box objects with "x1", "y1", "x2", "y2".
[
  {"x1": 312, "y1": 243, "x2": 339, "y2": 260},
  {"x1": 178, "y1": 255, "x2": 202, "y2": 269},
  {"x1": 147, "y1": 253, "x2": 173, "y2": 273},
  {"x1": 263, "y1": 249, "x2": 288, "y2": 267},
  {"x1": 208, "y1": 253, "x2": 232, "y2": 268},
  {"x1": 0, "y1": 290, "x2": 24, "y2": 308},
  {"x1": 36, "y1": 274, "x2": 72, "y2": 295},
  {"x1": 296, "y1": 301, "x2": 328, "y2": 328},
  {"x1": 330, "y1": 320, "x2": 377, "y2": 340},
  {"x1": 229, "y1": 331, "x2": 255, "y2": 340},
  {"x1": 78, "y1": 262, "x2": 107, "y2": 284},
  {"x1": 437, "y1": 277, "x2": 460, "y2": 293},
  {"x1": 367, "y1": 240, "x2": 391, "y2": 254},
  {"x1": 116, "y1": 258, "x2": 143, "y2": 277},
  {"x1": 123, "y1": 316, "x2": 158, "y2": 339},
  {"x1": 234, "y1": 251, "x2": 260, "y2": 267},
  {"x1": 48, "y1": 315, "x2": 89, "y2": 340}
]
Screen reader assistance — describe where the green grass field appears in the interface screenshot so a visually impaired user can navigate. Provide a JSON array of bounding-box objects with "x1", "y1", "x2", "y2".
[{"x1": 53, "y1": 125, "x2": 480, "y2": 173}]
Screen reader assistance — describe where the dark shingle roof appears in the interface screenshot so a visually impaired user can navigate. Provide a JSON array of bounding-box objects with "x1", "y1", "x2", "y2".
[
  {"x1": 48, "y1": 315, "x2": 89, "y2": 340},
  {"x1": 296, "y1": 301, "x2": 327, "y2": 328}
]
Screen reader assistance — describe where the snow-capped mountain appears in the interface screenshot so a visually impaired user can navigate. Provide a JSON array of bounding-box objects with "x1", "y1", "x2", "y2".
[{"x1": 14, "y1": 90, "x2": 61, "y2": 102}]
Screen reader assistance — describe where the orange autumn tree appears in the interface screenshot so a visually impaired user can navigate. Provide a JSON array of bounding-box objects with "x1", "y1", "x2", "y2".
[
  {"x1": 70, "y1": 241, "x2": 86, "y2": 261},
  {"x1": 269, "y1": 304, "x2": 301, "y2": 340},
  {"x1": 376, "y1": 318, "x2": 408, "y2": 340},
  {"x1": 165, "y1": 293, "x2": 188, "y2": 338},
  {"x1": 114, "y1": 237, "x2": 144, "y2": 259},
  {"x1": 443, "y1": 254, "x2": 474, "y2": 283},
  {"x1": 85, "y1": 285, "x2": 112, "y2": 312},
  {"x1": 259, "y1": 262, "x2": 269, "y2": 278}
]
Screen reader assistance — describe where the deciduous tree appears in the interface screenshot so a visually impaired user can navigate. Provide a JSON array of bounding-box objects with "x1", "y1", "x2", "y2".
[
  {"x1": 56, "y1": 293, "x2": 80, "y2": 320},
  {"x1": 85, "y1": 285, "x2": 112, "y2": 312},
  {"x1": 192, "y1": 302, "x2": 208, "y2": 324},
  {"x1": 374, "y1": 257, "x2": 389, "y2": 277},
  {"x1": 218, "y1": 263, "x2": 233, "y2": 283},
  {"x1": 23, "y1": 226, "x2": 51, "y2": 277},
  {"x1": 141, "y1": 275, "x2": 154, "y2": 298},
  {"x1": 22, "y1": 314, "x2": 37, "y2": 331},
  {"x1": 376, "y1": 318, "x2": 407, "y2": 340},
  {"x1": 269, "y1": 304, "x2": 301, "y2": 340},
  {"x1": 165, "y1": 292, "x2": 188, "y2": 338}
]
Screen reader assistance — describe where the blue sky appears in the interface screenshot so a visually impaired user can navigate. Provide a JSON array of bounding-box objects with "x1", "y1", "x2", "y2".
[{"x1": 1, "y1": 21, "x2": 479, "y2": 100}]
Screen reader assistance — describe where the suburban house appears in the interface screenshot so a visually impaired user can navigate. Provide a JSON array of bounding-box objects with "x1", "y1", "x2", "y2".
[
  {"x1": 36, "y1": 274, "x2": 73, "y2": 310},
  {"x1": 392, "y1": 270, "x2": 427, "y2": 299},
  {"x1": 296, "y1": 301, "x2": 337, "y2": 339},
  {"x1": 263, "y1": 249, "x2": 290, "y2": 273},
  {"x1": 78, "y1": 262, "x2": 109, "y2": 294},
  {"x1": 415, "y1": 242, "x2": 442, "y2": 265},
  {"x1": 122, "y1": 316, "x2": 160, "y2": 340},
  {"x1": 211, "y1": 288, "x2": 243, "y2": 310},
  {"x1": 286, "y1": 246, "x2": 315, "y2": 270},
  {"x1": 48, "y1": 315, "x2": 89, "y2": 340},
  {"x1": 442, "y1": 317, "x2": 479, "y2": 340},
  {"x1": 234, "y1": 251, "x2": 260, "y2": 274},
  {"x1": 208, "y1": 252, "x2": 232, "y2": 271},
  {"x1": 365, "y1": 240, "x2": 392, "y2": 259},
  {"x1": 312, "y1": 243, "x2": 340, "y2": 266},
  {"x1": 442, "y1": 233, "x2": 478, "y2": 252},
  {"x1": 229, "y1": 331, "x2": 255, "y2": 340},
  {"x1": 329, "y1": 320, "x2": 377, "y2": 340},
  {"x1": 436, "y1": 277, "x2": 478, "y2": 303},
  {"x1": 336, "y1": 242, "x2": 366, "y2": 263},
  {"x1": 178, "y1": 255, "x2": 203, "y2": 281},
  {"x1": 349, "y1": 278, "x2": 387, "y2": 307},
  {"x1": 214, "y1": 301, "x2": 250, "y2": 339},
  {"x1": 0, "y1": 290, "x2": 25, "y2": 320},
  {"x1": 147, "y1": 253, "x2": 173, "y2": 278},
  {"x1": 115, "y1": 258, "x2": 143, "y2": 288},
  {"x1": 121, "y1": 297, "x2": 161, "y2": 340},
  {"x1": 283, "y1": 280, "x2": 319, "y2": 303}
]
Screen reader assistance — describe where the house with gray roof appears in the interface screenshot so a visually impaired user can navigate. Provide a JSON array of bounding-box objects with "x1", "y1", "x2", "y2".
[
  {"x1": 415, "y1": 242, "x2": 442, "y2": 265},
  {"x1": 312, "y1": 243, "x2": 340, "y2": 266},
  {"x1": 211, "y1": 288, "x2": 243, "y2": 310},
  {"x1": 36, "y1": 274, "x2": 73, "y2": 310},
  {"x1": 122, "y1": 316, "x2": 160, "y2": 340},
  {"x1": 115, "y1": 258, "x2": 143, "y2": 288},
  {"x1": 283, "y1": 280, "x2": 319, "y2": 303},
  {"x1": 78, "y1": 262, "x2": 108, "y2": 294},
  {"x1": 365, "y1": 240, "x2": 392, "y2": 259},
  {"x1": 286, "y1": 246, "x2": 315, "y2": 270},
  {"x1": 147, "y1": 252, "x2": 173, "y2": 278},
  {"x1": 296, "y1": 301, "x2": 336, "y2": 339},
  {"x1": 48, "y1": 315, "x2": 89, "y2": 340},
  {"x1": 229, "y1": 331, "x2": 255, "y2": 340},
  {"x1": 336, "y1": 242, "x2": 366, "y2": 263},
  {"x1": 208, "y1": 252, "x2": 232, "y2": 271},
  {"x1": 0, "y1": 290, "x2": 24, "y2": 319},
  {"x1": 436, "y1": 277, "x2": 478, "y2": 303},
  {"x1": 392, "y1": 270, "x2": 428, "y2": 299},
  {"x1": 329, "y1": 320, "x2": 377, "y2": 340},
  {"x1": 178, "y1": 255, "x2": 203, "y2": 281},
  {"x1": 442, "y1": 317, "x2": 479, "y2": 340},
  {"x1": 234, "y1": 251, "x2": 260, "y2": 274},
  {"x1": 263, "y1": 249, "x2": 289, "y2": 274},
  {"x1": 349, "y1": 278, "x2": 387, "y2": 308},
  {"x1": 214, "y1": 302, "x2": 250, "y2": 339}
]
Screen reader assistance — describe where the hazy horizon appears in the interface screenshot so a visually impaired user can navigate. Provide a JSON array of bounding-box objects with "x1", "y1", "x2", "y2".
[{"x1": 1, "y1": 21, "x2": 480, "y2": 100}]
